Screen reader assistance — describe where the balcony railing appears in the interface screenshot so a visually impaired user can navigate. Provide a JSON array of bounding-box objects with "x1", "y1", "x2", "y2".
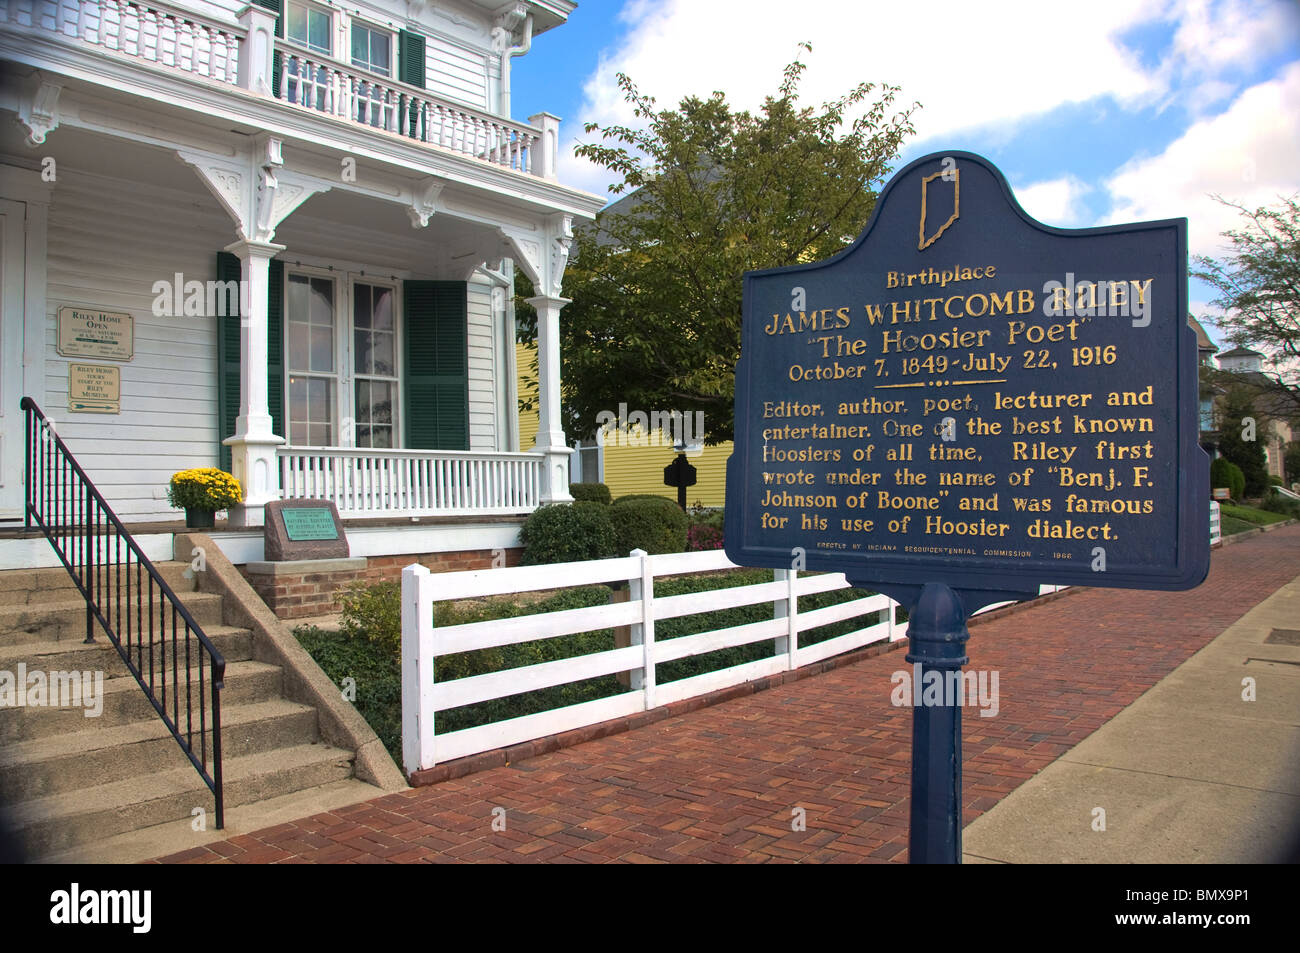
[
  {"x1": 2, "y1": 0, "x2": 242, "y2": 84},
  {"x1": 2, "y1": 0, "x2": 556, "y2": 177},
  {"x1": 279, "y1": 446, "x2": 544, "y2": 518},
  {"x1": 278, "y1": 52, "x2": 539, "y2": 175}
]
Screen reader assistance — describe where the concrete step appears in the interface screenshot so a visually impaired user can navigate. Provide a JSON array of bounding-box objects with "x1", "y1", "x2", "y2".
[
  {"x1": 0, "y1": 659, "x2": 284, "y2": 744},
  {"x1": 38, "y1": 777, "x2": 386, "y2": 864},
  {"x1": 0, "y1": 624, "x2": 254, "y2": 674},
  {"x1": 10, "y1": 742, "x2": 357, "y2": 857},
  {"x1": 0, "y1": 698, "x2": 320, "y2": 801},
  {"x1": 0, "y1": 591, "x2": 224, "y2": 644},
  {"x1": 0, "y1": 561, "x2": 195, "y2": 607}
]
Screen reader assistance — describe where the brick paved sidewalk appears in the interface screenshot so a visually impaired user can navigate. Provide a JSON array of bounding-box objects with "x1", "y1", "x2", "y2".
[{"x1": 153, "y1": 525, "x2": 1300, "y2": 864}]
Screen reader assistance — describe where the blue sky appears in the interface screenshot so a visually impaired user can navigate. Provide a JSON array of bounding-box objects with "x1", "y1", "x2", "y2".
[{"x1": 512, "y1": 0, "x2": 1300, "y2": 349}]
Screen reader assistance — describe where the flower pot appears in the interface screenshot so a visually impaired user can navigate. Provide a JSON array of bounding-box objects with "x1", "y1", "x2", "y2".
[{"x1": 185, "y1": 507, "x2": 216, "y2": 529}]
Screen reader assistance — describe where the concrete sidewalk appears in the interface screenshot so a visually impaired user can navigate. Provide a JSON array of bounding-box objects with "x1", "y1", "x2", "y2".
[
  {"x1": 963, "y1": 567, "x2": 1300, "y2": 863},
  {"x1": 150, "y1": 524, "x2": 1300, "y2": 864}
]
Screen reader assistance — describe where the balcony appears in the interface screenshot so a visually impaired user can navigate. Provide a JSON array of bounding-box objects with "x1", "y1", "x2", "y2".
[{"x1": 1, "y1": 0, "x2": 558, "y2": 178}]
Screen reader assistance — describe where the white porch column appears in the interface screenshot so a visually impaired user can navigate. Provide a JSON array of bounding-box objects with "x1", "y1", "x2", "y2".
[
  {"x1": 224, "y1": 238, "x2": 286, "y2": 527},
  {"x1": 527, "y1": 294, "x2": 573, "y2": 504}
]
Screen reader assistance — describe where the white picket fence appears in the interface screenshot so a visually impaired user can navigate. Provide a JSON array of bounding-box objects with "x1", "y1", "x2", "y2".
[
  {"x1": 400, "y1": 548, "x2": 1067, "y2": 775},
  {"x1": 1210, "y1": 500, "x2": 1222, "y2": 546}
]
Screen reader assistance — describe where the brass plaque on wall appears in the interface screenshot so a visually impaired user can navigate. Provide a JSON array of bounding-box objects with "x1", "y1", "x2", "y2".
[
  {"x1": 69, "y1": 362, "x2": 120, "y2": 414},
  {"x1": 57, "y1": 306, "x2": 133, "y2": 361}
]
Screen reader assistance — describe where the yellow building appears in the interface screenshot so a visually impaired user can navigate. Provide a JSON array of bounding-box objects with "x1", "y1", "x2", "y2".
[{"x1": 516, "y1": 342, "x2": 730, "y2": 507}]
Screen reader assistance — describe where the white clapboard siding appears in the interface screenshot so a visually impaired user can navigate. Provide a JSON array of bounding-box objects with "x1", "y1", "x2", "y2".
[
  {"x1": 44, "y1": 168, "x2": 232, "y2": 522},
  {"x1": 403, "y1": 551, "x2": 1053, "y2": 774},
  {"x1": 466, "y1": 276, "x2": 496, "y2": 451},
  {"x1": 425, "y1": 31, "x2": 489, "y2": 110}
]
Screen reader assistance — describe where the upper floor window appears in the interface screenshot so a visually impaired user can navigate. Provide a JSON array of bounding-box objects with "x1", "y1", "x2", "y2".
[
  {"x1": 286, "y1": 1, "x2": 331, "y2": 56},
  {"x1": 351, "y1": 23, "x2": 392, "y2": 77}
]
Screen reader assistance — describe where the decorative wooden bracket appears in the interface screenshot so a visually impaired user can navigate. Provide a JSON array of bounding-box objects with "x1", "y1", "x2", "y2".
[
  {"x1": 177, "y1": 136, "x2": 330, "y2": 243},
  {"x1": 17, "y1": 74, "x2": 61, "y2": 147}
]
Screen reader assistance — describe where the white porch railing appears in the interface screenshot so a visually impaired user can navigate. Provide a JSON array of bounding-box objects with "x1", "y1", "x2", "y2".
[
  {"x1": 2, "y1": 0, "x2": 555, "y2": 177},
  {"x1": 278, "y1": 446, "x2": 543, "y2": 517},
  {"x1": 401, "y1": 548, "x2": 1069, "y2": 774},
  {"x1": 278, "y1": 52, "x2": 540, "y2": 175},
  {"x1": 1, "y1": 0, "x2": 243, "y2": 84}
]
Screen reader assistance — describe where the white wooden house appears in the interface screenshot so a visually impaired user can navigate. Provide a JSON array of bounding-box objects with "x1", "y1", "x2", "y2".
[{"x1": 0, "y1": 0, "x2": 602, "y2": 568}]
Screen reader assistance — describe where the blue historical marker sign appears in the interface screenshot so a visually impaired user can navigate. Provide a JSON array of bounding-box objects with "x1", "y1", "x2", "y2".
[{"x1": 725, "y1": 151, "x2": 1209, "y2": 606}]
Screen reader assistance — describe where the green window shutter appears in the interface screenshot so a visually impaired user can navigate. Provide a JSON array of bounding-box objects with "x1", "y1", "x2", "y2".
[
  {"x1": 215, "y1": 252, "x2": 243, "y2": 473},
  {"x1": 215, "y1": 253, "x2": 286, "y2": 471},
  {"x1": 404, "y1": 280, "x2": 468, "y2": 451},
  {"x1": 267, "y1": 258, "x2": 285, "y2": 443},
  {"x1": 272, "y1": 48, "x2": 282, "y2": 99},
  {"x1": 399, "y1": 29, "x2": 426, "y2": 89},
  {"x1": 252, "y1": 0, "x2": 283, "y2": 37}
]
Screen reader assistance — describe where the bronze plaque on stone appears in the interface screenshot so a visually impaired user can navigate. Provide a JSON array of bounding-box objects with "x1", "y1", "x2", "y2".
[{"x1": 263, "y1": 499, "x2": 349, "y2": 561}]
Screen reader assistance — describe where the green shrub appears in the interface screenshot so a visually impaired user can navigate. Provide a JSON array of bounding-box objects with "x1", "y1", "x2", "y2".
[
  {"x1": 609, "y1": 495, "x2": 688, "y2": 554},
  {"x1": 295, "y1": 624, "x2": 402, "y2": 762},
  {"x1": 1259, "y1": 492, "x2": 1300, "y2": 518},
  {"x1": 1210, "y1": 457, "x2": 1245, "y2": 501},
  {"x1": 520, "y1": 501, "x2": 617, "y2": 565},
  {"x1": 1268, "y1": 474, "x2": 1283, "y2": 486},
  {"x1": 337, "y1": 579, "x2": 401, "y2": 653},
  {"x1": 686, "y1": 502, "x2": 724, "y2": 550},
  {"x1": 569, "y1": 482, "x2": 612, "y2": 504}
]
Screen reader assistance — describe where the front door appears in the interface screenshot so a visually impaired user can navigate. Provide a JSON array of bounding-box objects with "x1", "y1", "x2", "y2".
[{"x1": 0, "y1": 198, "x2": 26, "y2": 522}]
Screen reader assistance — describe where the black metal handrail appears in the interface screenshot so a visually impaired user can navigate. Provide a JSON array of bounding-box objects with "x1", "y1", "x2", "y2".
[{"x1": 21, "y1": 397, "x2": 224, "y2": 829}]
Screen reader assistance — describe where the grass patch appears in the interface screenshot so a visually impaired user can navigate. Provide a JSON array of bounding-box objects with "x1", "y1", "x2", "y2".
[
  {"x1": 1220, "y1": 504, "x2": 1291, "y2": 526},
  {"x1": 1219, "y1": 515, "x2": 1258, "y2": 535}
]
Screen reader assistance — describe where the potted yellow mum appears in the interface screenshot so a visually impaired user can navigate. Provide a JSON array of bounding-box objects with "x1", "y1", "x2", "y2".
[{"x1": 167, "y1": 468, "x2": 243, "y2": 528}]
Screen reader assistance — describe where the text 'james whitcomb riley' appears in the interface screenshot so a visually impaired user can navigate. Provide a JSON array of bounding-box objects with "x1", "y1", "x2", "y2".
[
  {"x1": 0, "y1": 665, "x2": 103, "y2": 716},
  {"x1": 50, "y1": 884, "x2": 151, "y2": 933}
]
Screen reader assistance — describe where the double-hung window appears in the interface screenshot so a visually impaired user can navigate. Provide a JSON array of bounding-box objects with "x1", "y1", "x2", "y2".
[
  {"x1": 350, "y1": 21, "x2": 394, "y2": 127},
  {"x1": 351, "y1": 23, "x2": 391, "y2": 77},
  {"x1": 283, "y1": 1, "x2": 332, "y2": 109},
  {"x1": 352, "y1": 283, "x2": 397, "y2": 448},
  {"x1": 286, "y1": 270, "x2": 401, "y2": 448},
  {"x1": 287, "y1": 273, "x2": 338, "y2": 446},
  {"x1": 286, "y1": 1, "x2": 331, "y2": 55}
]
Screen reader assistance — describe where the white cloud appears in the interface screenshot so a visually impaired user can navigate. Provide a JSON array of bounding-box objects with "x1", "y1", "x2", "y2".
[
  {"x1": 557, "y1": 0, "x2": 1300, "y2": 205},
  {"x1": 1104, "y1": 61, "x2": 1300, "y2": 259},
  {"x1": 1014, "y1": 176, "x2": 1093, "y2": 226},
  {"x1": 560, "y1": 0, "x2": 1171, "y2": 195}
]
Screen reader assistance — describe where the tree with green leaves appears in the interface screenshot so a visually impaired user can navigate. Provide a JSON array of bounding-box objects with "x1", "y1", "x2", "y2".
[
  {"x1": 1194, "y1": 194, "x2": 1300, "y2": 406},
  {"x1": 1216, "y1": 385, "x2": 1271, "y2": 497},
  {"x1": 519, "y1": 45, "x2": 918, "y2": 444},
  {"x1": 1284, "y1": 441, "x2": 1300, "y2": 485}
]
